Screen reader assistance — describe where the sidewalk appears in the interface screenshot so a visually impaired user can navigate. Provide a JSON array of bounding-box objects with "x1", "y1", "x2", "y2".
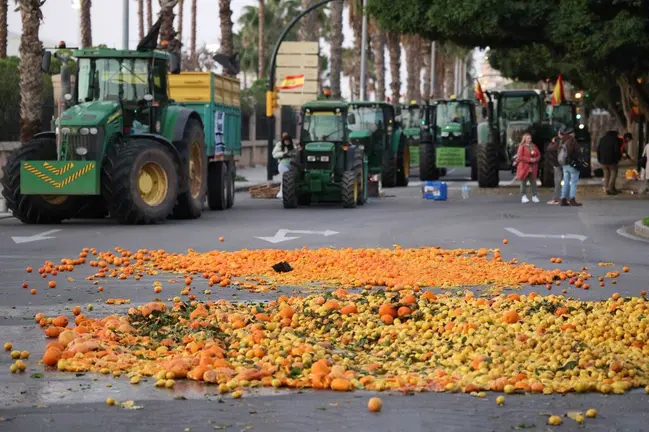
[{"x1": 234, "y1": 166, "x2": 279, "y2": 192}]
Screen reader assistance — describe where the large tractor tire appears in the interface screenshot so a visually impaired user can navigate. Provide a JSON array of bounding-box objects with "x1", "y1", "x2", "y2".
[
  {"x1": 282, "y1": 171, "x2": 298, "y2": 209},
  {"x1": 341, "y1": 171, "x2": 358, "y2": 208},
  {"x1": 0, "y1": 137, "x2": 83, "y2": 224},
  {"x1": 102, "y1": 139, "x2": 179, "y2": 225},
  {"x1": 470, "y1": 161, "x2": 478, "y2": 181},
  {"x1": 477, "y1": 142, "x2": 500, "y2": 188},
  {"x1": 418, "y1": 143, "x2": 439, "y2": 181},
  {"x1": 354, "y1": 151, "x2": 366, "y2": 206},
  {"x1": 226, "y1": 161, "x2": 235, "y2": 208},
  {"x1": 207, "y1": 161, "x2": 227, "y2": 210},
  {"x1": 172, "y1": 119, "x2": 207, "y2": 219},
  {"x1": 381, "y1": 152, "x2": 398, "y2": 188},
  {"x1": 396, "y1": 141, "x2": 410, "y2": 187},
  {"x1": 77, "y1": 197, "x2": 109, "y2": 219}
]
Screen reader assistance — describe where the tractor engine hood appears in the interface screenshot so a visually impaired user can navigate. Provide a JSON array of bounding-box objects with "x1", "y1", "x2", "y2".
[
  {"x1": 441, "y1": 122, "x2": 462, "y2": 135},
  {"x1": 348, "y1": 130, "x2": 371, "y2": 140},
  {"x1": 402, "y1": 127, "x2": 421, "y2": 138},
  {"x1": 304, "y1": 141, "x2": 336, "y2": 152},
  {"x1": 59, "y1": 101, "x2": 121, "y2": 127}
]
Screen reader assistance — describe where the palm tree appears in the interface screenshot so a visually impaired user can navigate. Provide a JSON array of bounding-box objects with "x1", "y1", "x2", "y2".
[
  {"x1": 177, "y1": 0, "x2": 184, "y2": 41},
  {"x1": 146, "y1": 0, "x2": 152, "y2": 30},
  {"x1": 329, "y1": 0, "x2": 343, "y2": 98},
  {"x1": 14, "y1": 0, "x2": 45, "y2": 142},
  {"x1": 0, "y1": 0, "x2": 8, "y2": 58},
  {"x1": 342, "y1": 47, "x2": 355, "y2": 97},
  {"x1": 403, "y1": 35, "x2": 422, "y2": 103},
  {"x1": 160, "y1": 0, "x2": 175, "y2": 43},
  {"x1": 219, "y1": 0, "x2": 234, "y2": 75},
  {"x1": 189, "y1": 0, "x2": 196, "y2": 69},
  {"x1": 257, "y1": 0, "x2": 264, "y2": 79},
  {"x1": 422, "y1": 39, "x2": 431, "y2": 99},
  {"x1": 348, "y1": 0, "x2": 362, "y2": 99},
  {"x1": 137, "y1": 0, "x2": 144, "y2": 40},
  {"x1": 80, "y1": 0, "x2": 92, "y2": 48},
  {"x1": 386, "y1": 31, "x2": 400, "y2": 104},
  {"x1": 299, "y1": 0, "x2": 318, "y2": 42},
  {"x1": 370, "y1": 20, "x2": 386, "y2": 101}
]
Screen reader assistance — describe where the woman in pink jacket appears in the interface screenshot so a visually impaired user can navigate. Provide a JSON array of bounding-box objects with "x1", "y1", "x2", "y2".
[{"x1": 516, "y1": 133, "x2": 541, "y2": 203}]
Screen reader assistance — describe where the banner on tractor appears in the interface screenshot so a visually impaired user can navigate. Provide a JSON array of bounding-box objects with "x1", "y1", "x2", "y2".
[
  {"x1": 436, "y1": 147, "x2": 466, "y2": 168},
  {"x1": 20, "y1": 161, "x2": 100, "y2": 195},
  {"x1": 551, "y1": 74, "x2": 565, "y2": 106},
  {"x1": 277, "y1": 74, "x2": 306, "y2": 90}
]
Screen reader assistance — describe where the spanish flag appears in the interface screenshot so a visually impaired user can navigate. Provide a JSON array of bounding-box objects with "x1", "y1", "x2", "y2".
[
  {"x1": 277, "y1": 74, "x2": 305, "y2": 90},
  {"x1": 474, "y1": 80, "x2": 487, "y2": 106},
  {"x1": 551, "y1": 74, "x2": 565, "y2": 105}
]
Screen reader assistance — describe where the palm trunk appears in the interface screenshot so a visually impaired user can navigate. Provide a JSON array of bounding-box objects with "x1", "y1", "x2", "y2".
[
  {"x1": 17, "y1": 0, "x2": 44, "y2": 142},
  {"x1": 329, "y1": 0, "x2": 343, "y2": 98},
  {"x1": 0, "y1": 0, "x2": 8, "y2": 58},
  {"x1": 299, "y1": 0, "x2": 318, "y2": 42},
  {"x1": 412, "y1": 36, "x2": 422, "y2": 101},
  {"x1": 443, "y1": 47, "x2": 455, "y2": 98},
  {"x1": 257, "y1": 0, "x2": 264, "y2": 79},
  {"x1": 219, "y1": 0, "x2": 234, "y2": 64},
  {"x1": 160, "y1": 5, "x2": 175, "y2": 44},
  {"x1": 386, "y1": 32, "x2": 401, "y2": 104},
  {"x1": 434, "y1": 44, "x2": 445, "y2": 97},
  {"x1": 80, "y1": 0, "x2": 92, "y2": 48},
  {"x1": 422, "y1": 39, "x2": 431, "y2": 99},
  {"x1": 403, "y1": 36, "x2": 417, "y2": 102},
  {"x1": 137, "y1": 0, "x2": 144, "y2": 40},
  {"x1": 146, "y1": 0, "x2": 152, "y2": 31},
  {"x1": 190, "y1": 0, "x2": 197, "y2": 70},
  {"x1": 177, "y1": 0, "x2": 184, "y2": 42},
  {"x1": 371, "y1": 28, "x2": 386, "y2": 101},
  {"x1": 351, "y1": 14, "x2": 362, "y2": 99}
]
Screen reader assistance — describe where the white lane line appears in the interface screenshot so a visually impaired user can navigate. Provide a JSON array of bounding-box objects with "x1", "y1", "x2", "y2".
[{"x1": 505, "y1": 227, "x2": 588, "y2": 242}]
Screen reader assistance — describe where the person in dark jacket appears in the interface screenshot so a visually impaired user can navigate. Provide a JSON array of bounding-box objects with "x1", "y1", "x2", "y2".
[
  {"x1": 559, "y1": 127, "x2": 583, "y2": 207},
  {"x1": 545, "y1": 131, "x2": 563, "y2": 205},
  {"x1": 597, "y1": 131, "x2": 632, "y2": 195}
]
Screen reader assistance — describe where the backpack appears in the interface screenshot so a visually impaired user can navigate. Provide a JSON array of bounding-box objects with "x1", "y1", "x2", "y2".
[{"x1": 558, "y1": 141, "x2": 568, "y2": 165}]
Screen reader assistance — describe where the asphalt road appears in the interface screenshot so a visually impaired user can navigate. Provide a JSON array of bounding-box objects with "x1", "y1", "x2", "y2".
[{"x1": 0, "y1": 174, "x2": 648, "y2": 432}]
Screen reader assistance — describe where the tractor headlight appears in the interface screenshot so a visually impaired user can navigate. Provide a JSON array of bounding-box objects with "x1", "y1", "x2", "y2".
[
  {"x1": 61, "y1": 127, "x2": 71, "y2": 135},
  {"x1": 79, "y1": 127, "x2": 90, "y2": 135},
  {"x1": 75, "y1": 147, "x2": 89, "y2": 156},
  {"x1": 320, "y1": 155, "x2": 330, "y2": 162},
  {"x1": 90, "y1": 127, "x2": 98, "y2": 135},
  {"x1": 441, "y1": 131, "x2": 450, "y2": 137},
  {"x1": 307, "y1": 155, "x2": 316, "y2": 162}
]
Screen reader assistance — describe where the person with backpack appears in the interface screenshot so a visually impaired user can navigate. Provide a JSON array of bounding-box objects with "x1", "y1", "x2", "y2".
[
  {"x1": 545, "y1": 131, "x2": 564, "y2": 205},
  {"x1": 515, "y1": 133, "x2": 541, "y2": 203},
  {"x1": 557, "y1": 127, "x2": 583, "y2": 206},
  {"x1": 597, "y1": 130, "x2": 628, "y2": 195}
]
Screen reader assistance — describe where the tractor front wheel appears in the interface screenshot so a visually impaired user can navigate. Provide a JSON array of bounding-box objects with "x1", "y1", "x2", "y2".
[
  {"x1": 381, "y1": 153, "x2": 397, "y2": 188},
  {"x1": 172, "y1": 119, "x2": 207, "y2": 219},
  {"x1": 0, "y1": 137, "x2": 82, "y2": 224},
  {"x1": 341, "y1": 171, "x2": 358, "y2": 208},
  {"x1": 102, "y1": 139, "x2": 179, "y2": 224},
  {"x1": 419, "y1": 143, "x2": 439, "y2": 181},
  {"x1": 282, "y1": 171, "x2": 298, "y2": 209},
  {"x1": 477, "y1": 142, "x2": 500, "y2": 188},
  {"x1": 396, "y1": 139, "x2": 410, "y2": 187}
]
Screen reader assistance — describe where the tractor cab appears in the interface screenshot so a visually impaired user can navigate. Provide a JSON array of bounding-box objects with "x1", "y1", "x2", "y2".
[
  {"x1": 399, "y1": 101, "x2": 426, "y2": 140},
  {"x1": 433, "y1": 99, "x2": 476, "y2": 146},
  {"x1": 299, "y1": 101, "x2": 349, "y2": 172}
]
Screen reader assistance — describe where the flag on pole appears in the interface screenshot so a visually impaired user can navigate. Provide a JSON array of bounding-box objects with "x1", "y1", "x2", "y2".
[
  {"x1": 474, "y1": 80, "x2": 487, "y2": 106},
  {"x1": 551, "y1": 74, "x2": 565, "y2": 105},
  {"x1": 277, "y1": 74, "x2": 305, "y2": 90}
]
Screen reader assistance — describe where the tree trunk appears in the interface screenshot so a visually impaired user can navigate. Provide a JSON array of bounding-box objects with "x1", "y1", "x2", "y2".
[
  {"x1": 160, "y1": 4, "x2": 175, "y2": 44},
  {"x1": 146, "y1": 0, "x2": 152, "y2": 31},
  {"x1": 371, "y1": 26, "x2": 386, "y2": 101},
  {"x1": 190, "y1": 0, "x2": 197, "y2": 70},
  {"x1": 137, "y1": 0, "x2": 144, "y2": 40},
  {"x1": 404, "y1": 35, "x2": 421, "y2": 103},
  {"x1": 299, "y1": 0, "x2": 318, "y2": 42},
  {"x1": 0, "y1": 0, "x2": 8, "y2": 58},
  {"x1": 444, "y1": 50, "x2": 455, "y2": 98},
  {"x1": 219, "y1": 0, "x2": 234, "y2": 62},
  {"x1": 79, "y1": 0, "x2": 92, "y2": 48},
  {"x1": 177, "y1": 0, "x2": 184, "y2": 42},
  {"x1": 257, "y1": 0, "x2": 264, "y2": 79},
  {"x1": 329, "y1": 0, "x2": 343, "y2": 99},
  {"x1": 386, "y1": 32, "x2": 401, "y2": 104},
  {"x1": 434, "y1": 44, "x2": 445, "y2": 97},
  {"x1": 422, "y1": 39, "x2": 431, "y2": 99},
  {"x1": 351, "y1": 9, "x2": 362, "y2": 99},
  {"x1": 17, "y1": 0, "x2": 44, "y2": 142}
]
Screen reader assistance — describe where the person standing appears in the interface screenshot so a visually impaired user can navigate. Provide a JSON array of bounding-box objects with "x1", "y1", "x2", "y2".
[
  {"x1": 516, "y1": 133, "x2": 541, "y2": 203},
  {"x1": 596, "y1": 130, "x2": 624, "y2": 195},
  {"x1": 641, "y1": 142, "x2": 649, "y2": 193},
  {"x1": 558, "y1": 127, "x2": 583, "y2": 206},
  {"x1": 272, "y1": 132, "x2": 295, "y2": 199},
  {"x1": 545, "y1": 132, "x2": 563, "y2": 205}
]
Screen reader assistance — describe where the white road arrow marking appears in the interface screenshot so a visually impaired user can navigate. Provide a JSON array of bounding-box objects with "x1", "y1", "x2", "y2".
[
  {"x1": 505, "y1": 227, "x2": 587, "y2": 242},
  {"x1": 256, "y1": 229, "x2": 339, "y2": 244},
  {"x1": 11, "y1": 229, "x2": 62, "y2": 244}
]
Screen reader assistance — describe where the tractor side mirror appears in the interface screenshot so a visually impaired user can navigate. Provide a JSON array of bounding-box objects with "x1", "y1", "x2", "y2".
[
  {"x1": 42, "y1": 51, "x2": 52, "y2": 73},
  {"x1": 347, "y1": 113, "x2": 356, "y2": 125},
  {"x1": 169, "y1": 53, "x2": 181, "y2": 74}
]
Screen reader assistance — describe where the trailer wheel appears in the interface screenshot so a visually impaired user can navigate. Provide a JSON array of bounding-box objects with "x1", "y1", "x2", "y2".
[
  {"x1": 102, "y1": 139, "x2": 179, "y2": 224},
  {"x1": 0, "y1": 137, "x2": 82, "y2": 224},
  {"x1": 207, "y1": 161, "x2": 227, "y2": 210},
  {"x1": 172, "y1": 119, "x2": 207, "y2": 219},
  {"x1": 341, "y1": 171, "x2": 358, "y2": 208}
]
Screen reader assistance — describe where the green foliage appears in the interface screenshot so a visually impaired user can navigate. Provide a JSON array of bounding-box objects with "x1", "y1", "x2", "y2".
[{"x1": 240, "y1": 79, "x2": 269, "y2": 115}]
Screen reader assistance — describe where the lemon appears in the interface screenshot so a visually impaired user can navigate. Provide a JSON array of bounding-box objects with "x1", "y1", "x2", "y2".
[
  {"x1": 3, "y1": 342, "x2": 12, "y2": 351},
  {"x1": 548, "y1": 415, "x2": 562, "y2": 425},
  {"x1": 496, "y1": 396, "x2": 505, "y2": 406},
  {"x1": 106, "y1": 397, "x2": 116, "y2": 406},
  {"x1": 585, "y1": 409, "x2": 597, "y2": 418}
]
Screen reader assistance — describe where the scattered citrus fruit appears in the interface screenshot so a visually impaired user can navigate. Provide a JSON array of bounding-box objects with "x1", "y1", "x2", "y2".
[{"x1": 367, "y1": 397, "x2": 383, "y2": 412}]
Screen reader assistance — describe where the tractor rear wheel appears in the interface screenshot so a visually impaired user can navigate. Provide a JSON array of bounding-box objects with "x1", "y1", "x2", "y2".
[
  {"x1": 354, "y1": 150, "x2": 366, "y2": 205},
  {"x1": 102, "y1": 139, "x2": 179, "y2": 224},
  {"x1": 172, "y1": 119, "x2": 207, "y2": 219},
  {"x1": 477, "y1": 142, "x2": 499, "y2": 188},
  {"x1": 207, "y1": 161, "x2": 227, "y2": 210},
  {"x1": 282, "y1": 171, "x2": 298, "y2": 209},
  {"x1": 381, "y1": 153, "x2": 397, "y2": 188},
  {"x1": 396, "y1": 139, "x2": 410, "y2": 187},
  {"x1": 419, "y1": 143, "x2": 439, "y2": 181},
  {"x1": 341, "y1": 171, "x2": 358, "y2": 208},
  {"x1": 0, "y1": 137, "x2": 83, "y2": 224}
]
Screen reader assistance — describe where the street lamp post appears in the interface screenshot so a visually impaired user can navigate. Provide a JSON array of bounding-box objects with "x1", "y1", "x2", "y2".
[
  {"x1": 122, "y1": 0, "x2": 129, "y2": 50},
  {"x1": 359, "y1": 0, "x2": 368, "y2": 100}
]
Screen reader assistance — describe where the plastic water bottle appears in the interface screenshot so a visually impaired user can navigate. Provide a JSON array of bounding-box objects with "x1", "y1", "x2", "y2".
[{"x1": 461, "y1": 184, "x2": 470, "y2": 200}]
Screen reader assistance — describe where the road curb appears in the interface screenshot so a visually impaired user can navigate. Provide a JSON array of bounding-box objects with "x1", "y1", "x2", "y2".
[{"x1": 634, "y1": 220, "x2": 649, "y2": 239}]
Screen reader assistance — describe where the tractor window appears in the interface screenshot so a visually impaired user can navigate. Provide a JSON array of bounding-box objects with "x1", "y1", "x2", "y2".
[
  {"x1": 401, "y1": 107, "x2": 423, "y2": 128},
  {"x1": 301, "y1": 111, "x2": 345, "y2": 142},
  {"x1": 549, "y1": 104, "x2": 574, "y2": 129},
  {"x1": 77, "y1": 58, "x2": 151, "y2": 104},
  {"x1": 499, "y1": 96, "x2": 542, "y2": 123},
  {"x1": 348, "y1": 106, "x2": 384, "y2": 133},
  {"x1": 435, "y1": 102, "x2": 472, "y2": 127},
  {"x1": 151, "y1": 60, "x2": 168, "y2": 102}
]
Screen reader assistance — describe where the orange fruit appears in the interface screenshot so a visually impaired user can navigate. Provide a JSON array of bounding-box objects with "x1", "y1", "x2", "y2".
[
  {"x1": 72, "y1": 306, "x2": 81, "y2": 316},
  {"x1": 42, "y1": 348, "x2": 62, "y2": 366},
  {"x1": 502, "y1": 239, "x2": 508, "y2": 245},
  {"x1": 367, "y1": 397, "x2": 383, "y2": 412},
  {"x1": 503, "y1": 310, "x2": 520, "y2": 324},
  {"x1": 218, "y1": 236, "x2": 225, "y2": 242},
  {"x1": 48, "y1": 281, "x2": 56, "y2": 289},
  {"x1": 26, "y1": 267, "x2": 33, "y2": 273},
  {"x1": 30, "y1": 289, "x2": 36, "y2": 295},
  {"x1": 623, "y1": 266, "x2": 630, "y2": 272}
]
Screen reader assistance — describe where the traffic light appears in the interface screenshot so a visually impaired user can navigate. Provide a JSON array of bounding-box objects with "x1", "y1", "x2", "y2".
[{"x1": 266, "y1": 89, "x2": 279, "y2": 117}]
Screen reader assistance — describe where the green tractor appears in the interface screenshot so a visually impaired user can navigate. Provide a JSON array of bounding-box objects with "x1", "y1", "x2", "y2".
[
  {"x1": 477, "y1": 90, "x2": 555, "y2": 188},
  {"x1": 419, "y1": 98, "x2": 478, "y2": 181},
  {"x1": 282, "y1": 100, "x2": 368, "y2": 208},
  {"x1": 347, "y1": 101, "x2": 409, "y2": 188},
  {"x1": 1, "y1": 18, "x2": 238, "y2": 224},
  {"x1": 547, "y1": 101, "x2": 592, "y2": 179}
]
